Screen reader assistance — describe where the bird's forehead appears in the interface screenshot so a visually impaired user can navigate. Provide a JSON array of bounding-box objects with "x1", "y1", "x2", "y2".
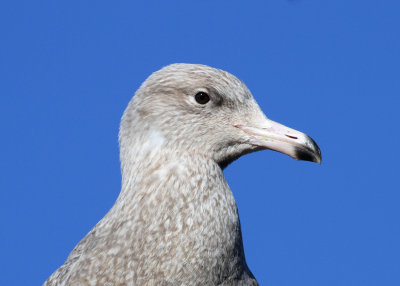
[{"x1": 146, "y1": 64, "x2": 252, "y2": 100}]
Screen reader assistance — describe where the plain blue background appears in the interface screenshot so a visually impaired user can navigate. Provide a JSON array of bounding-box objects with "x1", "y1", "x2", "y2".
[{"x1": 1, "y1": 1, "x2": 399, "y2": 285}]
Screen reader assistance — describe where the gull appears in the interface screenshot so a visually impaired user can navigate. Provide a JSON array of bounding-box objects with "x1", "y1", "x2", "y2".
[{"x1": 44, "y1": 63, "x2": 321, "y2": 286}]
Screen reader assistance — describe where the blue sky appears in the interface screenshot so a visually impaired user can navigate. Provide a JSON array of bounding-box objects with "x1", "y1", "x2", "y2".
[{"x1": 1, "y1": 1, "x2": 399, "y2": 285}]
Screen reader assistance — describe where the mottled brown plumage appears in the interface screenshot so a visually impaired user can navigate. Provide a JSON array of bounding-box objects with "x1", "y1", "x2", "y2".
[{"x1": 44, "y1": 64, "x2": 320, "y2": 286}]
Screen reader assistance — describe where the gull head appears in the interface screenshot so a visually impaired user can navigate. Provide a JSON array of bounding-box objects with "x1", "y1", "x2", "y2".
[{"x1": 120, "y1": 63, "x2": 321, "y2": 169}]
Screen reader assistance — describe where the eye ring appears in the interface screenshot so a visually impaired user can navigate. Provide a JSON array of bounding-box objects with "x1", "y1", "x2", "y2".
[{"x1": 195, "y1": 92, "x2": 210, "y2": 105}]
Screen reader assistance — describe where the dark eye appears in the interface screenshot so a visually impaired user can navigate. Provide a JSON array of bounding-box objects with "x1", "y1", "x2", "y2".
[{"x1": 195, "y1": 92, "x2": 210, "y2": 104}]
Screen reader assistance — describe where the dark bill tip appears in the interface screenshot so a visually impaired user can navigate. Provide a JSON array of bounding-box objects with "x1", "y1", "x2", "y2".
[
  {"x1": 295, "y1": 135, "x2": 322, "y2": 164},
  {"x1": 295, "y1": 148, "x2": 318, "y2": 163}
]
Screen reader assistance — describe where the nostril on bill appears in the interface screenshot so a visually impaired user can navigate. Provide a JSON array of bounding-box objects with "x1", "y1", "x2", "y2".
[{"x1": 285, "y1": 134, "x2": 298, "y2": 139}]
